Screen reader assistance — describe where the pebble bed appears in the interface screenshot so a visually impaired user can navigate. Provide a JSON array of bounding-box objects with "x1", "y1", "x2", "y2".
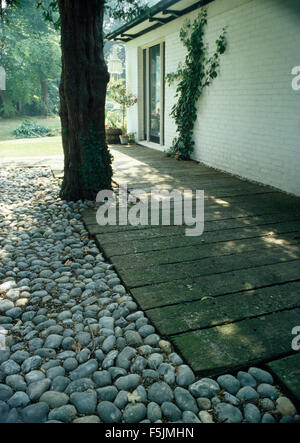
[{"x1": 0, "y1": 167, "x2": 299, "y2": 424}]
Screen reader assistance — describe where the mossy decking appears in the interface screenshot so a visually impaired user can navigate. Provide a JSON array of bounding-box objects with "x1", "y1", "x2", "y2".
[{"x1": 83, "y1": 144, "x2": 300, "y2": 400}]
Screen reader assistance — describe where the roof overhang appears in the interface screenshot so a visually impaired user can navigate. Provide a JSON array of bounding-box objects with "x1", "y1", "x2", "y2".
[{"x1": 106, "y1": 0, "x2": 214, "y2": 42}]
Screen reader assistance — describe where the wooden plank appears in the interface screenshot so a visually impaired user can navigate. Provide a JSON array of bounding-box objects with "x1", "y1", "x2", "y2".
[
  {"x1": 110, "y1": 233, "x2": 300, "y2": 270},
  {"x1": 95, "y1": 214, "x2": 300, "y2": 245},
  {"x1": 131, "y1": 260, "x2": 300, "y2": 310},
  {"x1": 172, "y1": 309, "x2": 300, "y2": 375},
  {"x1": 116, "y1": 246, "x2": 300, "y2": 288},
  {"x1": 146, "y1": 282, "x2": 300, "y2": 335},
  {"x1": 266, "y1": 354, "x2": 300, "y2": 403},
  {"x1": 102, "y1": 223, "x2": 300, "y2": 259}
]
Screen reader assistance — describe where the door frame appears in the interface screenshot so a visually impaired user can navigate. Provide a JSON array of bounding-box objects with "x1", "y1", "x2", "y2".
[{"x1": 142, "y1": 40, "x2": 165, "y2": 145}]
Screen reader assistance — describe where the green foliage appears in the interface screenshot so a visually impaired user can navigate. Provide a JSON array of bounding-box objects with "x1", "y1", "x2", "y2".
[
  {"x1": 108, "y1": 80, "x2": 137, "y2": 132},
  {"x1": 13, "y1": 119, "x2": 54, "y2": 138},
  {"x1": 166, "y1": 9, "x2": 227, "y2": 160},
  {"x1": 0, "y1": 0, "x2": 61, "y2": 118},
  {"x1": 79, "y1": 124, "x2": 113, "y2": 199}
]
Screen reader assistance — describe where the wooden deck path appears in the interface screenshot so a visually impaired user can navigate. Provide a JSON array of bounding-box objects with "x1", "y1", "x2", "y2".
[{"x1": 83, "y1": 144, "x2": 300, "y2": 399}]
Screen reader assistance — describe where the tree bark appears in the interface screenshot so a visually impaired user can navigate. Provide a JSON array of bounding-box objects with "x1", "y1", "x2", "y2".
[{"x1": 58, "y1": 0, "x2": 112, "y2": 201}]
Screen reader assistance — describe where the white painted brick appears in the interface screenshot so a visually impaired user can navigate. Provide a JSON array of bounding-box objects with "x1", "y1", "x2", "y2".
[{"x1": 125, "y1": 0, "x2": 300, "y2": 196}]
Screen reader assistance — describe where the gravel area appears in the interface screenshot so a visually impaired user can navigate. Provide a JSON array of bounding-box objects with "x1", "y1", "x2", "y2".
[{"x1": 0, "y1": 167, "x2": 299, "y2": 423}]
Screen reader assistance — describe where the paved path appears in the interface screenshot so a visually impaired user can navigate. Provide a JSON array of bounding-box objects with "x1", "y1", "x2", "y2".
[{"x1": 84, "y1": 144, "x2": 300, "y2": 400}]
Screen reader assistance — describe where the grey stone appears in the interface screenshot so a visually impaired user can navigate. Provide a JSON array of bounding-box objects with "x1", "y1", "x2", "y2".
[
  {"x1": 148, "y1": 353, "x2": 164, "y2": 370},
  {"x1": 63, "y1": 358, "x2": 78, "y2": 372},
  {"x1": 115, "y1": 374, "x2": 141, "y2": 391},
  {"x1": 182, "y1": 411, "x2": 201, "y2": 423},
  {"x1": 27, "y1": 379, "x2": 51, "y2": 401},
  {"x1": 47, "y1": 366, "x2": 65, "y2": 379},
  {"x1": 216, "y1": 403, "x2": 243, "y2": 423},
  {"x1": 124, "y1": 330, "x2": 143, "y2": 347},
  {"x1": 223, "y1": 392, "x2": 240, "y2": 406},
  {"x1": 0, "y1": 360, "x2": 20, "y2": 375},
  {"x1": 8, "y1": 391, "x2": 30, "y2": 408},
  {"x1": 97, "y1": 401, "x2": 121, "y2": 423},
  {"x1": 48, "y1": 405, "x2": 77, "y2": 423},
  {"x1": 262, "y1": 413, "x2": 276, "y2": 423},
  {"x1": 144, "y1": 334, "x2": 160, "y2": 346},
  {"x1": 248, "y1": 367, "x2": 273, "y2": 384},
  {"x1": 65, "y1": 378, "x2": 95, "y2": 394},
  {"x1": 161, "y1": 401, "x2": 182, "y2": 421},
  {"x1": 116, "y1": 347, "x2": 136, "y2": 369},
  {"x1": 102, "y1": 335, "x2": 116, "y2": 353},
  {"x1": 138, "y1": 325, "x2": 155, "y2": 338},
  {"x1": 10, "y1": 350, "x2": 30, "y2": 364},
  {"x1": 260, "y1": 398, "x2": 275, "y2": 411},
  {"x1": 73, "y1": 415, "x2": 100, "y2": 423},
  {"x1": 217, "y1": 374, "x2": 240, "y2": 395},
  {"x1": 21, "y1": 356, "x2": 42, "y2": 373},
  {"x1": 174, "y1": 387, "x2": 198, "y2": 413},
  {"x1": 44, "y1": 334, "x2": 63, "y2": 349},
  {"x1": 197, "y1": 397, "x2": 211, "y2": 410},
  {"x1": 21, "y1": 402, "x2": 49, "y2": 423},
  {"x1": 189, "y1": 378, "x2": 220, "y2": 398},
  {"x1": 236, "y1": 386, "x2": 259, "y2": 402},
  {"x1": 6, "y1": 374, "x2": 27, "y2": 392},
  {"x1": 169, "y1": 353, "x2": 183, "y2": 366},
  {"x1": 77, "y1": 348, "x2": 90, "y2": 364},
  {"x1": 148, "y1": 382, "x2": 174, "y2": 405},
  {"x1": 76, "y1": 331, "x2": 91, "y2": 347},
  {"x1": 69, "y1": 359, "x2": 98, "y2": 380},
  {"x1": 40, "y1": 391, "x2": 69, "y2": 408},
  {"x1": 244, "y1": 403, "x2": 261, "y2": 423},
  {"x1": 93, "y1": 370, "x2": 112, "y2": 387},
  {"x1": 257, "y1": 383, "x2": 278, "y2": 400},
  {"x1": 70, "y1": 389, "x2": 97, "y2": 414},
  {"x1": 237, "y1": 371, "x2": 257, "y2": 388},
  {"x1": 276, "y1": 396, "x2": 297, "y2": 417},
  {"x1": 114, "y1": 390, "x2": 129, "y2": 409},
  {"x1": 0, "y1": 400, "x2": 9, "y2": 422},
  {"x1": 123, "y1": 403, "x2": 147, "y2": 423},
  {"x1": 147, "y1": 402, "x2": 162, "y2": 422},
  {"x1": 0, "y1": 384, "x2": 13, "y2": 401},
  {"x1": 51, "y1": 376, "x2": 70, "y2": 392},
  {"x1": 97, "y1": 386, "x2": 118, "y2": 402},
  {"x1": 176, "y1": 365, "x2": 195, "y2": 387}
]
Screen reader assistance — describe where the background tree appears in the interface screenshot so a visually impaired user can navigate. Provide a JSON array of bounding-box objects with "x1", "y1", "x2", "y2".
[
  {"x1": 1, "y1": 0, "x2": 149, "y2": 201},
  {"x1": 0, "y1": 0, "x2": 61, "y2": 117}
]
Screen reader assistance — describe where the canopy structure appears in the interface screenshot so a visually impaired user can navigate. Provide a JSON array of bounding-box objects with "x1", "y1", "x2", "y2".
[{"x1": 106, "y1": 0, "x2": 214, "y2": 42}]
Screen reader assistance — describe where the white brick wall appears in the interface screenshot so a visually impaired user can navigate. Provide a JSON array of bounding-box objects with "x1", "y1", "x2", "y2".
[{"x1": 125, "y1": 0, "x2": 300, "y2": 196}]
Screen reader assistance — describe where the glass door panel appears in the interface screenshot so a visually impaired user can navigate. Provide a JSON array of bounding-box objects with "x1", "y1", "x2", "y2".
[{"x1": 149, "y1": 44, "x2": 161, "y2": 143}]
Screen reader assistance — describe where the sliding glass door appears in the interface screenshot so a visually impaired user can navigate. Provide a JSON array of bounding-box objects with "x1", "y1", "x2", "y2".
[
  {"x1": 142, "y1": 42, "x2": 164, "y2": 144},
  {"x1": 149, "y1": 44, "x2": 161, "y2": 143}
]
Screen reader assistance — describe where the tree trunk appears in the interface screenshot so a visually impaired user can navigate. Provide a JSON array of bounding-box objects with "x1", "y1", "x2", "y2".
[
  {"x1": 41, "y1": 79, "x2": 48, "y2": 115},
  {"x1": 58, "y1": 0, "x2": 112, "y2": 201}
]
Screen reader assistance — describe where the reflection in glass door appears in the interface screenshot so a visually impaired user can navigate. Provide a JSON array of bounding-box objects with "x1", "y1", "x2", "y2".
[{"x1": 149, "y1": 44, "x2": 161, "y2": 143}]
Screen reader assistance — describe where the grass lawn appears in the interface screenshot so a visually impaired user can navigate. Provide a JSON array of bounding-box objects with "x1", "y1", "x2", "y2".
[
  {"x1": 0, "y1": 136, "x2": 63, "y2": 158},
  {"x1": 0, "y1": 116, "x2": 63, "y2": 158}
]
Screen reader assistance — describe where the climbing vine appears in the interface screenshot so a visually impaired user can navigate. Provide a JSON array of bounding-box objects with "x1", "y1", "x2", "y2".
[
  {"x1": 166, "y1": 9, "x2": 227, "y2": 160},
  {"x1": 79, "y1": 124, "x2": 113, "y2": 199}
]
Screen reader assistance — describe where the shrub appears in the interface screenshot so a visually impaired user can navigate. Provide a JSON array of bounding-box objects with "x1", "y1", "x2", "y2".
[{"x1": 13, "y1": 120, "x2": 54, "y2": 138}]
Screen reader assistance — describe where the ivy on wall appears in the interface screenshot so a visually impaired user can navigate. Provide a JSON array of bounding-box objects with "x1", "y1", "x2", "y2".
[{"x1": 166, "y1": 9, "x2": 227, "y2": 160}]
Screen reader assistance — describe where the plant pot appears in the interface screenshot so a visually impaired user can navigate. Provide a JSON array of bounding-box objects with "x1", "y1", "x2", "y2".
[
  {"x1": 119, "y1": 135, "x2": 129, "y2": 145},
  {"x1": 106, "y1": 127, "x2": 122, "y2": 144}
]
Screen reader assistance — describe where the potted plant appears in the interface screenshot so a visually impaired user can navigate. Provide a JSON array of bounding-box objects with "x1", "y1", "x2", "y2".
[
  {"x1": 108, "y1": 80, "x2": 137, "y2": 144},
  {"x1": 105, "y1": 111, "x2": 122, "y2": 144}
]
